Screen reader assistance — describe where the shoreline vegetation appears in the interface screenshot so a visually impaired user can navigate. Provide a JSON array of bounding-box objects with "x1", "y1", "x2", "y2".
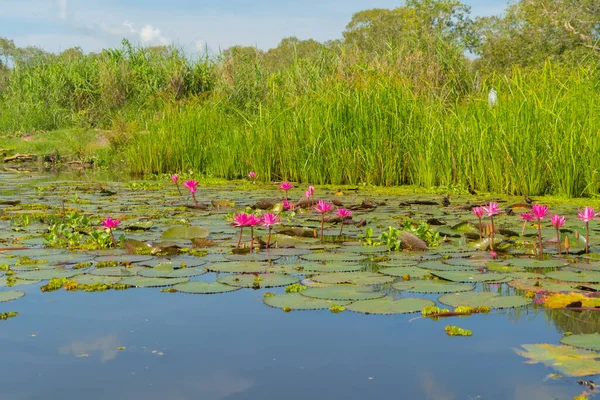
[{"x1": 1, "y1": 0, "x2": 599, "y2": 198}]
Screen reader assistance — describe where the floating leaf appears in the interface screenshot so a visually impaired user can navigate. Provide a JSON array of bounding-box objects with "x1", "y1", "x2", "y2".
[
  {"x1": 15, "y1": 268, "x2": 83, "y2": 280},
  {"x1": 311, "y1": 272, "x2": 395, "y2": 286},
  {"x1": 561, "y1": 333, "x2": 600, "y2": 351},
  {"x1": 392, "y1": 280, "x2": 475, "y2": 294},
  {"x1": 162, "y1": 226, "x2": 209, "y2": 239},
  {"x1": 224, "y1": 253, "x2": 281, "y2": 262},
  {"x1": 119, "y1": 276, "x2": 189, "y2": 288},
  {"x1": 138, "y1": 266, "x2": 207, "y2": 278},
  {"x1": 515, "y1": 344, "x2": 600, "y2": 377},
  {"x1": 264, "y1": 293, "x2": 350, "y2": 310},
  {"x1": 0, "y1": 291, "x2": 25, "y2": 302},
  {"x1": 346, "y1": 297, "x2": 434, "y2": 315},
  {"x1": 206, "y1": 262, "x2": 270, "y2": 273},
  {"x1": 173, "y1": 281, "x2": 241, "y2": 294},
  {"x1": 217, "y1": 273, "x2": 298, "y2": 288},
  {"x1": 432, "y1": 271, "x2": 508, "y2": 283},
  {"x1": 300, "y1": 253, "x2": 366, "y2": 262},
  {"x1": 507, "y1": 259, "x2": 568, "y2": 269},
  {"x1": 379, "y1": 266, "x2": 431, "y2": 278},
  {"x1": 301, "y1": 286, "x2": 386, "y2": 301},
  {"x1": 546, "y1": 271, "x2": 600, "y2": 283},
  {"x1": 71, "y1": 275, "x2": 122, "y2": 285},
  {"x1": 438, "y1": 292, "x2": 532, "y2": 309},
  {"x1": 88, "y1": 266, "x2": 144, "y2": 277}
]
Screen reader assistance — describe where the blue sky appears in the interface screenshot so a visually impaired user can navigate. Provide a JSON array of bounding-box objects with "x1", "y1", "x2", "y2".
[{"x1": 0, "y1": 0, "x2": 509, "y2": 54}]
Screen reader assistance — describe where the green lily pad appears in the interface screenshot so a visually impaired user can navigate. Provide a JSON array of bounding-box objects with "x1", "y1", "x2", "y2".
[
  {"x1": 218, "y1": 273, "x2": 298, "y2": 288},
  {"x1": 15, "y1": 268, "x2": 83, "y2": 280},
  {"x1": 206, "y1": 262, "x2": 270, "y2": 273},
  {"x1": 94, "y1": 255, "x2": 154, "y2": 264},
  {"x1": 392, "y1": 280, "x2": 475, "y2": 293},
  {"x1": 264, "y1": 293, "x2": 350, "y2": 310},
  {"x1": 162, "y1": 226, "x2": 209, "y2": 239},
  {"x1": 546, "y1": 270, "x2": 600, "y2": 283},
  {"x1": 273, "y1": 262, "x2": 363, "y2": 274},
  {"x1": 71, "y1": 275, "x2": 123, "y2": 285},
  {"x1": 0, "y1": 290, "x2": 25, "y2": 302},
  {"x1": 418, "y1": 261, "x2": 474, "y2": 271},
  {"x1": 120, "y1": 276, "x2": 189, "y2": 288},
  {"x1": 507, "y1": 278, "x2": 584, "y2": 293},
  {"x1": 173, "y1": 281, "x2": 241, "y2": 294},
  {"x1": 0, "y1": 278, "x2": 41, "y2": 287},
  {"x1": 339, "y1": 245, "x2": 389, "y2": 254},
  {"x1": 224, "y1": 253, "x2": 281, "y2": 262},
  {"x1": 432, "y1": 271, "x2": 508, "y2": 283},
  {"x1": 560, "y1": 333, "x2": 600, "y2": 351},
  {"x1": 88, "y1": 266, "x2": 144, "y2": 277},
  {"x1": 516, "y1": 344, "x2": 600, "y2": 377},
  {"x1": 507, "y1": 259, "x2": 568, "y2": 269},
  {"x1": 379, "y1": 266, "x2": 431, "y2": 278},
  {"x1": 301, "y1": 286, "x2": 386, "y2": 301},
  {"x1": 311, "y1": 272, "x2": 395, "y2": 286},
  {"x1": 300, "y1": 253, "x2": 366, "y2": 262},
  {"x1": 439, "y1": 292, "x2": 532, "y2": 309},
  {"x1": 346, "y1": 297, "x2": 435, "y2": 315},
  {"x1": 138, "y1": 266, "x2": 207, "y2": 278}
]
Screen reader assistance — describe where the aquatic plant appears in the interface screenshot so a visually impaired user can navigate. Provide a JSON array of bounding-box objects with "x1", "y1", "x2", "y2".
[
  {"x1": 577, "y1": 207, "x2": 599, "y2": 253},
  {"x1": 520, "y1": 212, "x2": 533, "y2": 236},
  {"x1": 261, "y1": 212, "x2": 281, "y2": 248},
  {"x1": 231, "y1": 213, "x2": 250, "y2": 248},
  {"x1": 527, "y1": 204, "x2": 550, "y2": 259},
  {"x1": 280, "y1": 182, "x2": 294, "y2": 200},
  {"x1": 307, "y1": 185, "x2": 315, "y2": 205},
  {"x1": 472, "y1": 206, "x2": 484, "y2": 240},
  {"x1": 336, "y1": 208, "x2": 352, "y2": 237},
  {"x1": 551, "y1": 214, "x2": 566, "y2": 254},
  {"x1": 282, "y1": 199, "x2": 294, "y2": 211},
  {"x1": 329, "y1": 304, "x2": 345, "y2": 313},
  {"x1": 0, "y1": 312, "x2": 18, "y2": 320},
  {"x1": 171, "y1": 174, "x2": 182, "y2": 195},
  {"x1": 482, "y1": 202, "x2": 499, "y2": 251},
  {"x1": 445, "y1": 325, "x2": 472, "y2": 336},
  {"x1": 248, "y1": 171, "x2": 256, "y2": 183},
  {"x1": 313, "y1": 200, "x2": 333, "y2": 243},
  {"x1": 101, "y1": 217, "x2": 121, "y2": 247},
  {"x1": 285, "y1": 283, "x2": 307, "y2": 293},
  {"x1": 183, "y1": 179, "x2": 199, "y2": 207}
]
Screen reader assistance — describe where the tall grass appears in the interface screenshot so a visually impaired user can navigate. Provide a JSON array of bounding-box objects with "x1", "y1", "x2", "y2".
[{"x1": 125, "y1": 62, "x2": 600, "y2": 197}]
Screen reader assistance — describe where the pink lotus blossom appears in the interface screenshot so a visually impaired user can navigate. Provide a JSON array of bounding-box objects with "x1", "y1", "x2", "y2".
[
  {"x1": 280, "y1": 182, "x2": 294, "y2": 191},
  {"x1": 577, "y1": 207, "x2": 600, "y2": 223},
  {"x1": 336, "y1": 208, "x2": 352, "y2": 218},
  {"x1": 471, "y1": 207, "x2": 484, "y2": 219},
  {"x1": 261, "y1": 213, "x2": 281, "y2": 228},
  {"x1": 183, "y1": 180, "x2": 199, "y2": 194},
  {"x1": 101, "y1": 218, "x2": 120, "y2": 229},
  {"x1": 482, "y1": 202, "x2": 499, "y2": 217},
  {"x1": 551, "y1": 215, "x2": 566, "y2": 229},
  {"x1": 520, "y1": 213, "x2": 534, "y2": 222},
  {"x1": 490, "y1": 251, "x2": 497, "y2": 259},
  {"x1": 304, "y1": 190, "x2": 312, "y2": 199},
  {"x1": 246, "y1": 214, "x2": 262, "y2": 227},
  {"x1": 282, "y1": 200, "x2": 294, "y2": 211},
  {"x1": 170, "y1": 174, "x2": 179, "y2": 183},
  {"x1": 531, "y1": 204, "x2": 549, "y2": 220},
  {"x1": 248, "y1": 171, "x2": 256, "y2": 179},
  {"x1": 313, "y1": 200, "x2": 333, "y2": 214},
  {"x1": 307, "y1": 185, "x2": 315, "y2": 196},
  {"x1": 231, "y1": 213, "x2": 250, "y2": 227}
]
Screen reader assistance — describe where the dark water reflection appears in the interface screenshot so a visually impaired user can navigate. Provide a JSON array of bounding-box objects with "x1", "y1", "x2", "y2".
[{"x1": 0, "y1": 283, "x2": 596, "y2": 400}]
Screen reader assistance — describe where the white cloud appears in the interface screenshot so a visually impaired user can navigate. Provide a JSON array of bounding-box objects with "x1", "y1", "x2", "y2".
[
  {"x1": 139, "y1": 24, "x2": 169, "y2": 45},
  {"x1": 100, "y1": 20, "x2": 170, "y2": 46},
  {"x1": 56, "y1": 0, "x2": 67, "y2": 20}
]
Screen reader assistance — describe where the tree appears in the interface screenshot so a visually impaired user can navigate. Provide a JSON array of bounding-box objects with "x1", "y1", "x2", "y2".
[{"x1": 473, "y1": 0, "x2": 600, "y2": 71}]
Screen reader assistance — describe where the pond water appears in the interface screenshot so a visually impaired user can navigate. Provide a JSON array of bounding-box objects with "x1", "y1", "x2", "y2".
[{"x1": 0, "y1": 168, "x2": 599, "y2": 400}]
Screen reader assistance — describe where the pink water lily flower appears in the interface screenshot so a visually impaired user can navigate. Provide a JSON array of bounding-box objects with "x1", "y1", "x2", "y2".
[
  {"x1": 471, "y1": 207, "x2": 484, "y2": 219},
  {"x1": 336, "y1": 208, "x2": 352, "y2": 237},
  {"x1": 183, "y1": 180, "x2": 199, "y2": 206},
  {"x1": 280, "y1": 182, "x2": 294, "y2": 200},
  {"x1": 282, "y1": 200, "x2": 294, "y2": 211},
  {"x1": 531, "y1": 204, "x2": 549, "y2": 220},
  {"x1": 577, "y1": 206, "x2": 599, "y2": 253},
  {"x1": 170, "y1": 174, "x2": 179, "y2": 183},
  {"x1": 313, "y1": 200, "x2": 333, "y2": 214},
  {"x1": 261, "y1": 213, "x2": 281, "y2": 248},
  {"x1": 231, "y1": 213, "x2": 250, "y2": 227},
  {"x1": 551, "y1": 215, "x2": 566, "y2": 229},
  {"x1": 101, "y1": 218, "x2": 120, "y2": 229},
  {"x1": 304, "y1": 190, "x2": 312, "y2": 199},
  {"x1": 101, "y1": 218, "x2": 120, "y2": 247},
  {"x1": 307, "y1": 185, "x2": 315, "y2": 196},
  {"x1": 482, "y1": 202, "x2": 499, "y2": 217},
  {"x1": 248, "y1": 171, "x2": 256, "y2": 180},
  {"x1": 577, "y1": 207, "x2": 600, "y2": 223},
  {"x1": 520, "y1": 213, "x2": 534, "y2": 222}
]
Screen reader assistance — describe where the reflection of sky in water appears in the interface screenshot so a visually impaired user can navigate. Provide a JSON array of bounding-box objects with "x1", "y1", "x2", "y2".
[{"x1": 0, "y1": 283, "x2": 596, "y2": 400}]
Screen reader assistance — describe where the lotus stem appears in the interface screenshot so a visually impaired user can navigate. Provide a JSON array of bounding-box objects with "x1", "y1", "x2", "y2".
[
  {"x1": 555, "y1": 227, "x2": 562, "y2": 255},
  {"x1": 478, "y1": 218, "x2": 482, "y2": 240},
  {"x1": 237, "y1": 227, "x2": 244, "y2": 248},
  {"x1": 585, "y1": 222, "x2": 589, "y2": 253},
  {"x1": 109, "y1": 228, "x2": 116, "y2": 247},
  {"x1": 339, "y1": 219, "x2": 344, "y2": 237},
  {"x1": 174, "y1": 182, "x2": 182, "y2": 196},
  {"x1": 320, "y1": 214, "x2": 325, "y2": 243},
  {"x1": 267, "y1": 227, "x2": 272, "y2": 248},
  {"x1": 191, "y1": 192, "x2": 198, "y2": 207},
  {"x1": 537, "y1": 220, "x2": 543, "y2": 260},
  {"x1": 490, "y1": 216, "x2": 495, "y2": 252},
  {"x1": 521, "y1": 220, "x2": 527, "y2": 236},
  {"x1": 250, "y1": 226, "x2": 254, "y2": 251}
]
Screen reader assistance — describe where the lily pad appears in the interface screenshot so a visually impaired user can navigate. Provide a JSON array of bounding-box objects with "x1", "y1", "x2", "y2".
[
  {"x1": 120, "y1": 276, "x2": 189, "y2": 288},
  {"x1": 162, "y1": 226, "x2": 209, "y2": 239},
  {"x1": 173, "y1": 281, "x2": 241, "y2": 294},
  {"x1": 560, "y1": 333, "x2": 600, "y2": 351},
  {"x1": 15, "y1": 268, "x2": 83, "y2": 280},
  {"x1": 224, "y1": 253, "x2": 281, "y2": 262},
  {"x1": 346, "y1": 297, "x2": 435, "y2": 315},
  {"x1": 206, "y1": 262, "x2": 270, "y2": 273},
  {"x1": 546, "y1": 270, "x2": 600, "y2": 283},
  {"x1": 432, "y1": 271, "x2": 508, "y2": 283},
  {"x1": 264, "y1": 293, "x2": 350, "y2": 310},
  {"x1": 438, "y1": 292, "x2": 532, "y2": 309},
  {"x1": 71, "y1": 275, "x2": 123, "y2": 285},
  {"x1": 419, "y1": 261, "x2": 474, "y2": 271},
  {"x1": 507, "y1": 278, "x2": 584, "y2": 293},
  {"x1": 88, "y1": 266, "x2": 144, "y2": 277},
  {"x1": 516, "y1": 344, "x2": 600, "y2": 377},
  {"x1": 218, "y1": 273, "x2": 298, "y2": 288},
  {"x1": 311, "y1": 272, "x2": 395, "y2": 286},
  {"x1": 301, "y1": 286, "x2": 386, "y2": 301},
  {"x1": 507, "y1": 259, "x2": 568, "y2": 269},
  {"x1": 392, "y1": 280, "x2": 475, "y2": 294},
  {"x1": 300, "y1": 253, "x2": 366, "y2": 262},
  {"x1": 275, "y1": 262, "x2": 363, "y2": 274},
  {"x1": 379, "y1": 266, "x2": 431, "y2": 278},
  {"x1": 0, "y1": 290, "x2": 25, "y2": 302},
  {"x1": 94, "y1": 255, "x2": 154, "y2": 264},
  {"x1": 0, "y1": 278, "x2": 41, "y2": 287}
]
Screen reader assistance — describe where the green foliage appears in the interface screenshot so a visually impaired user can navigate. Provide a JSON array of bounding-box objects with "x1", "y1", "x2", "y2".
[
  {"x1": 421, "y1": 305, "x2": 450, "y2": 316},
  {"x1": 378, "y1": 227, "x2": 403, "y2": 251},
  {"x1": 362, "y1": 223, "x2": 442, "y2": 250},
  {"x1": 445, "y1": 325, "x2": 472, "y2": 336},
  {"x1": 329, "y1": 304, "x2": 346, "y2": 313},
  {"x1": 402, "y1": 220, "x2": 443, "y2": 247},
  {"x1": 285, "y1": 283, "x2": 307, "y2": 293},
  {"x1": 0, "y1": 311, "x2": 18, "y2": 320}
]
